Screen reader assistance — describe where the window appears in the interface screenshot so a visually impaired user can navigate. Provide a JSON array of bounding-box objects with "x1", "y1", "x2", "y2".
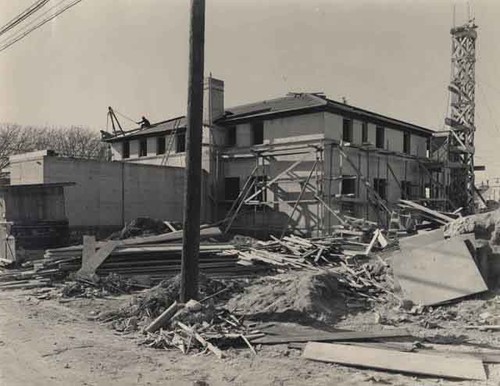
[
  {"x1": 376, "y1": 126, "x2": 385, "y2": 149},
  {"x1": 139, "y1": 139, "x2": 147, "y2": 157},
  {"x1": 227, "y1": 126, "x2": 236, "y2": 147},
  {"x1": 224, "y1": 177, "x2": 240, "y2": 200},
  {"x1": 401, "y1": 181, "x2": 412, "y2": 199},
  {"x1": 373, "y1": 178, "x2": 387, "y2": 200},
  {"x1": 250, "y1": 176, "x2": 267, "y2": 202},
  {"x1": 403, "y1": 132, "x2": 411, "y2": 154},
  {"x1": 362, "y1": 122, "x2": 368, "y2": 143},
  {"x1": 156, "y1": 136, "x2": 166, "y2": 155},
  {"x1": 176, "y1": 132, "x2": 186, "y2": 153},
  {"x1": 341, "y1": 175, "x2": 356, "y2": 196},
  {"x1": 122, "y1": 140, "x2": 130, "y2": 159},
  {"x1": 342, "y1": 119, "x2": 353, "y2": 142},
  {"x1": 252, "y1": 121, "x2": 264, "y2": 145}
]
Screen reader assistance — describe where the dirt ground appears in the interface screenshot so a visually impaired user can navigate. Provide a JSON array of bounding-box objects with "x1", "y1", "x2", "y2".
[{"x1": 1, "y1": 285, "x2": 500, "y2": 386}]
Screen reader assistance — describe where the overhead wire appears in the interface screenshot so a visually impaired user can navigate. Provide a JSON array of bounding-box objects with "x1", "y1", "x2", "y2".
[
  {"x1": 0, "y1": 0, "x2": 50, "y2": 38},
  {"x1": 0, "y1": 0, "x2": 85, "y2": 53}
]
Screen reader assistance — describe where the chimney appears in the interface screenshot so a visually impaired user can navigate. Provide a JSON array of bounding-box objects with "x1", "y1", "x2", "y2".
[{"x1": 203, "y1": 76, "x2": 224, "y2": 125}]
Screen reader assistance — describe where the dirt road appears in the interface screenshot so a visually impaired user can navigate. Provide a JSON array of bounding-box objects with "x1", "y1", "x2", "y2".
[{"x1": 0, "y1": 289, "x2": 497, "y2": 386}]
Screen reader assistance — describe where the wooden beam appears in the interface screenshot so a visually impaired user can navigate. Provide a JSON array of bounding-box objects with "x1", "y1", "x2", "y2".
[{"x1": 303, "y1": 342, "x2": 487, "y2": 381}]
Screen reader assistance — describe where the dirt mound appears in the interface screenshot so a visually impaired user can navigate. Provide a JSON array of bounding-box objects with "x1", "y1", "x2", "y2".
[{"x1": 226, "y1": 272, "x2": 346, "y2": 323}]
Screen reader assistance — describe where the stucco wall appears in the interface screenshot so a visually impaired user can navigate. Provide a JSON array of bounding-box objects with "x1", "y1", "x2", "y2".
[{"x1": 9, "y1": 154, "x2": 210, "y2": 228}]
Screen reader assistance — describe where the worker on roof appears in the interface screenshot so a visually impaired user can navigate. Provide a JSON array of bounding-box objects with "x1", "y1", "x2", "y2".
[{"x1": 137, "y1": 116, "x2": 151, "y2": 128}]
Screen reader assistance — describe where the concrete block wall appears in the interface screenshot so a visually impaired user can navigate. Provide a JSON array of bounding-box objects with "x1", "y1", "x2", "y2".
[{"x1": 8, "y1": 153, "x2": 210, "y2": 230}]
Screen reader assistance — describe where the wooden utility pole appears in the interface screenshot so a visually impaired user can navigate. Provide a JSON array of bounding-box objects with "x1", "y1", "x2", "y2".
[{"x1": 180, "y1": 0, "x2": 205, "y2": 302}]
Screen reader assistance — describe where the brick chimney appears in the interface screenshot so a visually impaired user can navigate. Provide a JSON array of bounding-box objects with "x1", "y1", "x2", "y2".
[{"x1": 203, "y1": 76, "x2": 224, "y2": 125}]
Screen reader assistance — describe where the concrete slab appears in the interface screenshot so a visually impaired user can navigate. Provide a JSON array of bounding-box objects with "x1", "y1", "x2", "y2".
[
  {"x1": 398, "y1": 228, "x2": 444, "y2": 252},
  {"x1": 394, "y1": 237, "x2": 487, "y2": 306}
]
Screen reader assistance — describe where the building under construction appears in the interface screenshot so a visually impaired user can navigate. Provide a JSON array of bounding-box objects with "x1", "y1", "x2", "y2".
[{"x1": 100, "y1": 19, "x2": 480, "y2": 237}]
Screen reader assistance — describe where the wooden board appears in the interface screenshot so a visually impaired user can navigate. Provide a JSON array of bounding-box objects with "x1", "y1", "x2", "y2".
[
  {"x1": 394, "y1": 237, "x2": 487, "y2": 306},
  {"x1": 77, "y1": 240, "x2": 120, "y2": 278},
  {"x1": 303, "y1": 342, "x2": 487, "y2": 381},
  {"x1": 251, "y1": 328, "x2": 410, "y2": 345}
]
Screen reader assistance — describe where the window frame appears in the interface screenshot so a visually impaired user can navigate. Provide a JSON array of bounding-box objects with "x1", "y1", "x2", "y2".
[
  {"x1": 342, "y1": 118, "x2": 353, "y2": 143},
  {"x1": 139, "y1": 138, "x2": 148, "y2": 157},
  {"x1": 376, "y1": 126, "x2": 385, "y2": 149},
  {"x1": 156, "y1": 136, "x2": 166, "y2": 155},
  {"x1": 122, "y1": 140, "x2": 130, "y2": 159},
  {"x1": 361, "y1": 122, "x2": 368, "y2": 143},
  {"x1": 176, "y1": 132, "x2": 186, "y2": 153},
  {"x1": 251, "y1": 121, "x2": 264, "y2": 145}
]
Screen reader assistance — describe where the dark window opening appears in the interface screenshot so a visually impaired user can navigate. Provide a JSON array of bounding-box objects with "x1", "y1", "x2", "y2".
[
  {"x1": 156, "y1": 136, "x2": 166, "y2": 155},
  {"x1": 376, "y1": 126, "x2": 385, "y2": 149},
  {"x1": 403, "y1": 132, "x2": 411, "y2": 154},
  {"x1": 224, "y1": 177, "x2": 240, "y2": 200},
  {"x1": 341, "y1": 176, "x2": 356, "y2": 196},
  {"x1": 176, "y1": 132, "x2": 186, "y2": 153},
  {"x1": 362, "y1": 122, "x2": 368, "y2": 143},
  {"x1": 139, "y1": 139, "x2": 147, "y2": 157},
  {"x1": 401, "y1": 181, "x2": 412, "y2": 199},
  {"x1": 250, "y1": 176, "x2": 267, "y2": 202},
  {"x1": 122, "y1": 140, "x2": 130, "y2": 159},
  {"x1": 227, "y1": 126, "x2": 237, "y2": 146},
  {"x1": 342, "y1": 119, "x2": 353, "y2": 142},
  {"x1": 252, "y1": 121, "x2": 264, "y2": 145},
  {"x1": 373, "y1": 178, "x2": 387, "y2": 200}
]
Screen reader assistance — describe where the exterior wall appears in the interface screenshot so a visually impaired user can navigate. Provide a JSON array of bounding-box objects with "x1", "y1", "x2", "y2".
[
  {"x1": 108, "y1": 126, "x2": 213, "y2": 172},
  {"x1": 0, "y1": 185, "x2": 66, "y2": 222},
  {"x1": 9, "y1": 153, "x2": 210, "y2": 230},
  {"x1": 324, "y1": 112, "x2": 429, "y2": 157}
]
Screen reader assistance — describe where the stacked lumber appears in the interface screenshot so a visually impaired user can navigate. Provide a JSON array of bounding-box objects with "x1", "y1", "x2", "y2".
[
  {"x1": 0, "y1": 227, "x2": 268, "y2": 289},
  {"x1": 41, "y1": 243, "x2": 241, "y2": 278}
]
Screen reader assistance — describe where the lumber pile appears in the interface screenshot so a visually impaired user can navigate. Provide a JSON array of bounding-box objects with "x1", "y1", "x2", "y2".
[
  {"x1": 237, "y1": 230, "x2": 388, "y2": 272},
  {"x1": 0, "y1": 226, "x2": 267, "y2": 289}
]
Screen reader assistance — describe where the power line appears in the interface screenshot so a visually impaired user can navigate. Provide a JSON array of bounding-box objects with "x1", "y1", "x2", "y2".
[
  {"x1": 0, "y1": 0, "x2": 50, "y2": 38},
  {"x1": 0, "y1": 0, "x2": 85, "y2": 54}
]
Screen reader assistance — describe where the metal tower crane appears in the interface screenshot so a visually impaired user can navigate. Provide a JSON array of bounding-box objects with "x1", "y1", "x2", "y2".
[{"x1": 445, "y1": 19, "x2": 478, "y2": 214}]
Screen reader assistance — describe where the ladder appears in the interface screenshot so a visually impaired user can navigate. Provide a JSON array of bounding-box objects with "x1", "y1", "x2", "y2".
[{"x1": 160, "y1": 118, "x2": 182, "y2": 166}]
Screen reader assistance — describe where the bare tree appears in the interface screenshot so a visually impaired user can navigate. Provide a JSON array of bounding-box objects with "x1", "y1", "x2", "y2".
[{"x1": 0, "y1": 124, "x2": 110, "y2": 169}]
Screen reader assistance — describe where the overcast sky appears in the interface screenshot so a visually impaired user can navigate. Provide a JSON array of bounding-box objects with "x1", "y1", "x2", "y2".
[{"x1": 0, "y1": 0, "x2": 499, "y2": 181}]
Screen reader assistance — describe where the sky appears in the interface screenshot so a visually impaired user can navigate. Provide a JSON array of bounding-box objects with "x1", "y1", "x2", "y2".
[{"x1": 0, "y1": 0, "x2": 499, "y2": 182}]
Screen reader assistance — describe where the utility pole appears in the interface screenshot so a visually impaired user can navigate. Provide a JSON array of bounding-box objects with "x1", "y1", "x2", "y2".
[{"x1": 180, "y1": 0, "x2": 205, "y2": 302}]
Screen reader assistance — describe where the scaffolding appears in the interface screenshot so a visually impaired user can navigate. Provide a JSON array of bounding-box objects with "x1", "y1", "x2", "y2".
[{"x1": 445, "y1": 19, "x2": 478, "y2": 214}]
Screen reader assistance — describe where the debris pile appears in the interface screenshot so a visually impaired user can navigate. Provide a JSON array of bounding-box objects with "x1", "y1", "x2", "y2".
[
  {"x1": 60, "y1": 273, "x2": 142, "y2": 298},
  {"x1": 237, "y1": 230, "x2": 388, "y2": 272}
]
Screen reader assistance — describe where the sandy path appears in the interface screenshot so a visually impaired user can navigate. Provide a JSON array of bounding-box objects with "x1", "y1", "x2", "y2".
[{"x1": 0, "y1": 289, "x2": 497, "y2": 386}]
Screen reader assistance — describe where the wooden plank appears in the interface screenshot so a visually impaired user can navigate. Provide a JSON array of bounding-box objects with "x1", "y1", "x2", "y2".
[
  {"x1": 302, "y1": 342, "x2": 487, "y2": 381},
  {"x1": 399, "y1": 200, "x2": 454, "y2": 223},
  {"x1": 250, "y1": 328, "x2": 410, "y2": 345},
  {"x1": 76, "y1": 240, "x2": 120, "y2": 278},
  {"x1": 394, "y1": 237, "x2": 487, "y2": 306}
]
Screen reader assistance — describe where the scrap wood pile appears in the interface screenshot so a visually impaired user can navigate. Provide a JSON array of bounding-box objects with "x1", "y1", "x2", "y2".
[
  {"x1": 97, "y1": 274, "x2": 262, "y2": 357},
  {"x1": 238, "y1": 228, "x2": 389, "y2": 271},
  {"x1": 60, "y1": 273, "x2": 145, "y2": 298},
  {"x1": 397, "y1": 199, "x2": 459, "y2": 228}
]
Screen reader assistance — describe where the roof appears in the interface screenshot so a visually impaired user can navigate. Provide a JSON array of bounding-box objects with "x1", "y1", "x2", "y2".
[
  {"x1": 222, "y1": 93, "x2": 327, "y2": 120},
  {"x1": 219, "y1": 93, "x2": 435, "y2": 136},
  {"x1": 103, "y1": 116, "x2": 186, "y2": 142},
  {"x1": 102, "y1": 92, "x2": 435, "y2": 142}
]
